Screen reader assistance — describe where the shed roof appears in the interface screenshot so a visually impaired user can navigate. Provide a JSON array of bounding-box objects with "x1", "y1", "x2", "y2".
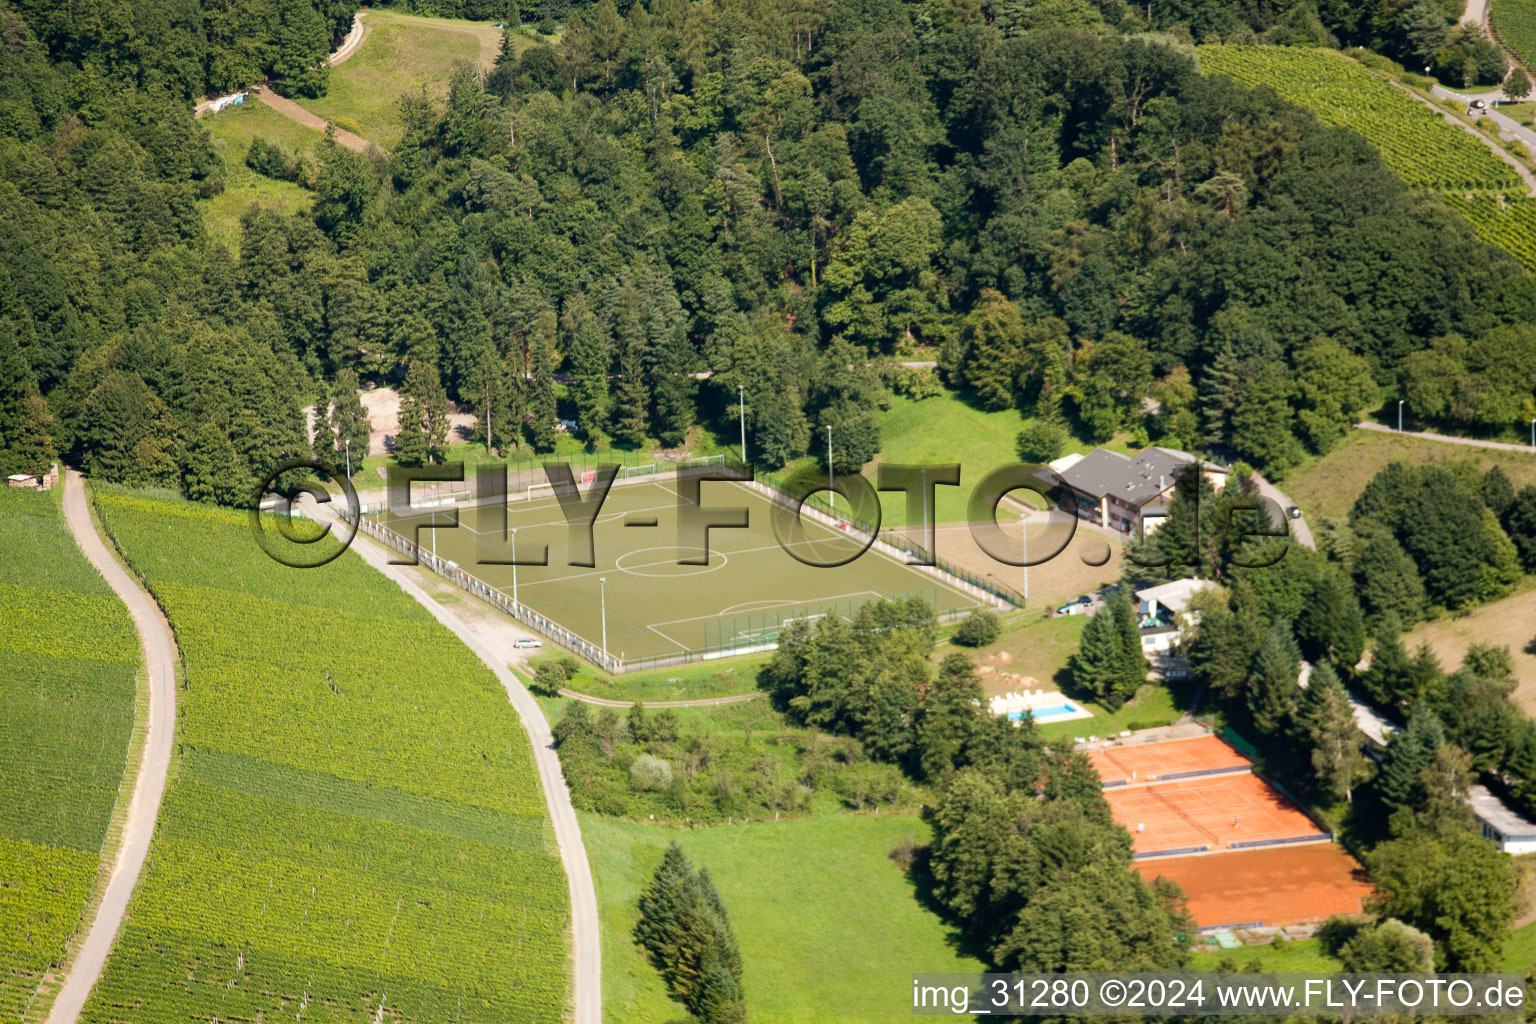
[{"x1": 1469, "y1": 785, "x2": 1536, "y2": 839}]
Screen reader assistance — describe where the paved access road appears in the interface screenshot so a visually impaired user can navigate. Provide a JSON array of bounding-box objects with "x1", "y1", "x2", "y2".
[
  {"x1": 48, "y1": 472, "x2": 178, "y2": 1024},
  {"x1": 1251, "y1": 472, "x2": 1315, "y2": 551},
  {"x1": 1358, "y1": 419, "x2": 1536, "y2": 453}
]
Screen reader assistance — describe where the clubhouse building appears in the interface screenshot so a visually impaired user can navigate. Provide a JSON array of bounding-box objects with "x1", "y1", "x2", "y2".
[{"x1": 1048, "y1": 446, "x2": 1228, "y2": 535}]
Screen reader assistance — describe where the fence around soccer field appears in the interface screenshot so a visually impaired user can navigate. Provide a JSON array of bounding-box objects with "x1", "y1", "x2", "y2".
[
  {"x1": 346, "y1": 454, "x2": 1000, "y2": 673},
  {"x1": 351, "y1": 513, "x2": 965, "y2": 673}
]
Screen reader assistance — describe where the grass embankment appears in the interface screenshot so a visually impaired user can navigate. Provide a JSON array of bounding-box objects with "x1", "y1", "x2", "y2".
[
  {"x1": 0, "y1": 488, "x2": 138, "y2": 1021},
  {"x1": 543, "y1": 650, "x2": 767, "y2": 702},
  {"x1": 1404, "y1": 583, "x2": 1536, "y2": 714},
  {"x1": 1285, "y1": 428, "x2": 1536, "y2": 519},
  {"x1": 298, "y1": 10, "x2": 523, "y2": 149},
  {"x1": 582, "y1": 812, "x2": 981, "y2": 1023},
  {"x1": 80, "y1": 490, "x2": 568, "y2": 1022},
  {"x1": 199, "y1": 100, "x2": 315, "y2": 249},
  {"x1": 863, "y1": 390, "x2": 1134, "y2": 528}
]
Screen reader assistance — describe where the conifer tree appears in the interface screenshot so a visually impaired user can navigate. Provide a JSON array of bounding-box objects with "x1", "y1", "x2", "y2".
[
  {"x1": 1482, "y1": 466, "x2": 1515, "y2": 520},
  {"x1": 959, "y1": 289, "x2": 1025, "y2": 410},
  {"x1": 1297, "y1": 662, "x2": 1363, "y2": 803},
  {"x1": 527, "y1": 328, "x2": 558, "y2": 453},
  {"x1": 634, "y1": 845, "x2": 747, "y2": 1023},
  {"x1": 1248, "y1": 619, "x2": 1301, "y2": 735},
  {"x1": 329, "y1": 367, "x2": 370, "y2": 471},
  {"x1": 1071, "y1": 593, "x2": 1136, "y2": 710},
  {"x1": 610, "y1": 299, "x2": 649, "y2": 446},
  {"x1": 1375, "y1": 706, "x2": 1446, "y2": 815},
  {"x1": 565, "y1": 292, "x2": 610, "y2": 450},
  {"x1": 182, "y1": 421, "x2": 244, "y2": 506},
  {"x1": 397, "y1": 361, "x2": 449, "y2": 465},
  {"x1": 635, "y1": 842, "x2": 691, "y2": 970},
  {"x1": 1111, "y1": 586, "x2": 1147, "y2": 703},
  {"x1": 1363, "y1": 615, "x2": 1412, "y2": 708}
]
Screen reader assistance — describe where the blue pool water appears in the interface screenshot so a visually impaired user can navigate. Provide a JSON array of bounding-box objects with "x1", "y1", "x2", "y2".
[{"x1": 1007, "y1": 703, "x2": 1083, "y2": 724}]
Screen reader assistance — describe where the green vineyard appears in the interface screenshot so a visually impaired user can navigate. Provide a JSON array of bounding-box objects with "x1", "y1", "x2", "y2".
[
  {"x1": 1492, "y1": 0, "x2": 1536, "y2": 73},
  {"x1": 1199, "y1": 45, "x2": 1536, "y2": 269},
  {"x1": 81, "y1": 491, "x2": 568, "y2": 1023},
  {"x1": 0, "y1": 488, "x2": 139, "y2": 1023},
  {"x1": 1445, "y1": 193, "x2": 1536, "y2": 268},
  {"x1": 1198, "y1": 46, "x2": 1524, "y2": 193}
]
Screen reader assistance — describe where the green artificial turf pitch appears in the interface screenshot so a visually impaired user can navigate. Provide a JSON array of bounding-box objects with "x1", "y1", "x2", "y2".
[{"x1": 381, "y1": 476, "x2": 983, "y2": 663}]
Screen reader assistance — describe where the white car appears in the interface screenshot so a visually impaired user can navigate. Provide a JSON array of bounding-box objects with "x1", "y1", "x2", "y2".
[{"x1": 513, "y1": 637, "x2": 543, "y2": 649}]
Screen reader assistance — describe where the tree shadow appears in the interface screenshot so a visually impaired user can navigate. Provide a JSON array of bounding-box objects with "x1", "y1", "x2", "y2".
[{"x1": 896, "y1": 837, "x2": 994, "y2": 964}]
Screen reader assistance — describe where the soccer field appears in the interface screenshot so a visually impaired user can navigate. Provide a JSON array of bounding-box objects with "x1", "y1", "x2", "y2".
[{"x1": 380, "y1": 475, "x2": 986, "y2": 665}]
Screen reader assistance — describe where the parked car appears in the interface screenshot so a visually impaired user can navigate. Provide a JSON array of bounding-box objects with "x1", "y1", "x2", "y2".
[
  {"x1": 513, "y1": 637, "x2": 543, "y2": 649},
  {"x1": 1286, "y1": 505, "x2": 1302, "y2": 520}
]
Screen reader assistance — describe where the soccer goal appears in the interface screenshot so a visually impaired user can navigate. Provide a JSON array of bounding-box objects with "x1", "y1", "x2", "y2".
[{"x1": 525, "y1": 481, "x2": 559, "y2": 502}]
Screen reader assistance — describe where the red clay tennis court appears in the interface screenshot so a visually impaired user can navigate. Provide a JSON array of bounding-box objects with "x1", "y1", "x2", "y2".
[
  {"x1": 1087, "y1": 735, "x2": 1250, "y2": 787},
  {"x1": 1134, "y1": 844, "x2": 1373, "y2": 929},
  {"x1": 1106, "y1": 773, "x2": 1327, "y2": 856}
]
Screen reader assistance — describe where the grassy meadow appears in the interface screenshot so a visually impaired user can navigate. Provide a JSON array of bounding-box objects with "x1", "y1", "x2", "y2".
[
  {"x1": 581, "y1": 812, "x2": 981, "y2": 1024},
  {"x1": 298, "y1": 10, "x2": 524, "y2": 149},
  {"x1": 199, "y1": 100, "x2": 315, "y2": 249}
]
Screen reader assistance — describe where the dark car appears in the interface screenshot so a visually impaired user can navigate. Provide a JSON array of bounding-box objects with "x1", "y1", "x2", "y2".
[
  {"x1": 1286, "y1": 505, "x2": 1302, "y2": 520},
  {"x1": 1471, "y1": 99, "x2": 1488, "y2": 111}
]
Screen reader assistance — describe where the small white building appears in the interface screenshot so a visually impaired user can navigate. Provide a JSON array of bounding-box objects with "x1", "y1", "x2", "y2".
[
  {"x1": 1468, "y1": 785, "x2": 1536, "y2": 855},
  {"x1": 1135, "y1": 578, "x2": 1217, "y2": 622}
]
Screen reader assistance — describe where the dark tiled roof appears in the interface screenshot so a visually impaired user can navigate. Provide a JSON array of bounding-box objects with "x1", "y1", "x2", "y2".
[{"x1": 1059, "y1": 446, "x2": 1220, "y2": 508}]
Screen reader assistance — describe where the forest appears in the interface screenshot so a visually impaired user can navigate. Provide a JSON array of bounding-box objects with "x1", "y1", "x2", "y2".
[{"x1": 3, "y1": 0, "x2": 1536, "y2": 490}]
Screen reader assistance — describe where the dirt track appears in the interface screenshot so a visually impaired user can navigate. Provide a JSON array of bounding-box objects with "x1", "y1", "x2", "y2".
[{"x1": 253, "y1": 88, "x2": 371, "y2": 153}]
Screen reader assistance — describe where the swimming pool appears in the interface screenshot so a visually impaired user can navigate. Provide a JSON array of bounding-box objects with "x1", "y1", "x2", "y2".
[{"x1": 1007, "y1": 702, "x2": 1086, "y2": 724}]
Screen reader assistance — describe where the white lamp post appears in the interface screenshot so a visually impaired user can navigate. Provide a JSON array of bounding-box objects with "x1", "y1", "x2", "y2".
[
  {"x1": 344, "y1": 438, "x2": 350, "y2": 480},
  {"x1": 1398, "y1": 399, "x2": 1405, "y2": 433},
  {"x1": 825, "y1": 425, "x2": 834, "y2": 514},
  {"x1": 599, "y1": 576, "x2": 609, "y2": 668},
  {"x1": 1530, "y1": 418, "x2": 1534, "y2": 450},
  {"x1": 510, "y1": 527, "x2": 519, "y2": 609},
  {"x1": 1022, "y1": 506, "x2": 1029, "y2": 605},
  {"x1": 738, "y1": 384, "x2": 747, "y2": 465}
]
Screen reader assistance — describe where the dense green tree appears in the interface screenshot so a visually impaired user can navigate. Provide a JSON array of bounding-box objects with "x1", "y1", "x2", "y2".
[
  {"x1": 1374, "y1": 706, "x2": 1446, "y2": 815},
  {"x1": 1069, "y1": 332, "x2": 1152, "y2": 441},
  {"x1": 320, "y1": 368, "x2": 369, "y2": 472},
  {"x1": 1339, "y1": 919, "x2": 1435, "y2": 973},
  {"x1": 1482, "y1": 466, "x2": 1515, "y2": 520},
  {"x1": 954, "y1": 609, "x2": 1001, "y2": 648},
  {"x1": 1296, "y1": 662, "x2": 1364, "y2": 803},
  {"x1": 1292, "y1": 338, "x2": 1375, "y2": 454},
  {"x1": 1248, "y1": 619, "x2": 1301, "y2": 735},
  {"x1": 564, "y1": 292, "x2": 609, "y2": 449},
  {"x1": 397, "y1": 361, "x2": 450, "y2": 466},
  {"x1": 1478, "y1": 507, "x2": 1523, "y2": 602},
  {"x1": 957, "y1": 289, "x2": 1025, "y2": 410},
  {"x1": 1507, "y1": 486, "x2": 1536, "y2": 572},
  {"x1": 181, "y1": 421, "x2": 245, "y2": 506},
  {"x1": 1353, "y1": 530, "x2": 1426, "y2": 628},
  {"x1": 1069, "y1": 589, "x2": 1142, "y2": 710},
  {"x1": 526, "y1": 329, "x2": 558, "y2": 453},
  {"x1": 1296, "y1": 570, "x2": 1365, "y2": 667},
  {"x1": 1368, "y1": 826, "x2": 1514, "y2": 971}
]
